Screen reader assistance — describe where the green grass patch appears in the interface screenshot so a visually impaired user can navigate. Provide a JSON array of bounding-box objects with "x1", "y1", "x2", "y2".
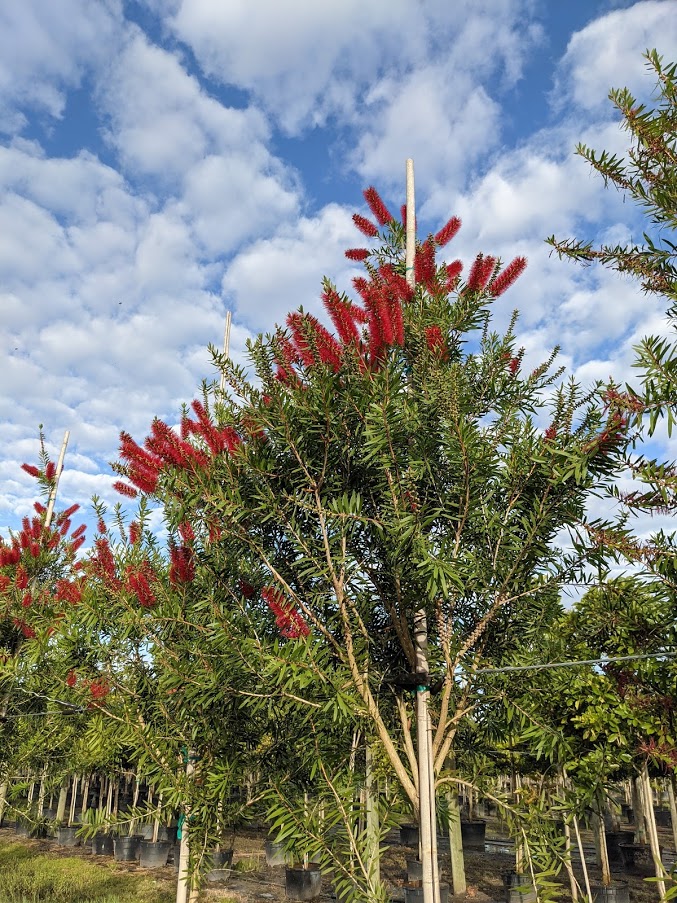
[{"x1": 0, "y1": 837, "x2": 174, "y2": 903}]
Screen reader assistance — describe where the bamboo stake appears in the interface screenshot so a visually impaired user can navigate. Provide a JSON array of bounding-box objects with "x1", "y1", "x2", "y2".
[
  {"x1": 219, "y1": 311, "x2": 232, "y2": 394},
  {"x1": 44, "y1": 431, "x2": 70, "y2": 530},
  {"x1": 572, "y1": 815, "x2": 592, "y2": 902},
  {"x1": 176, "y1": 752, "x2": 196, "y2": 903},
  {"x1": 81, "y1": 775, "x2": 90, "y2": 820},
  {"x1": 68, "y1": 775, "x2": 79, "y2": 827}
]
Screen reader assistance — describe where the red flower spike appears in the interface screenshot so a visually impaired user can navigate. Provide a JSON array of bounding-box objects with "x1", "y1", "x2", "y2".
[
  {"x1": 509, "y1": 357, "x2": 520, "y2": 374},
  {"x1": 15, "y1": 566, "x2": 28, "y2": 590},
  {"x1": 34, "y1": 502, "x2": 46, "y2": 515},
  {"x1": 352, "y1": 213, "x2": 379, "y2": 238},
  {"x1": 415, "y1": 239, "x2": 437, "y2": 293},
  {"x1": 434, "y1": 216, "x2": 461, "y2": 247},
  {"x1": 425, "y1": 325, "x2": 448, "y2": 359},
  {"x1": 13, "y1": 619, "x2": 35, "y2": 639},
  {"x1": 113, "y1": 481, "x2": 139, "y2": 499},
  {"x1": 169, "y1": 543, "x2": 195, "y2": 585},
  {"x1": 21, "y1": 592, "x2": 32, "y2": 608},
  {"x1": 29, "y1": 542, "x2": 40, "y2": 558},
  {"x1": 66, "y1": 671, "x2": 77, "y2": 688},
  {"x1": 466, "y1": 254, "x2": 496, "y2": 292},
  {"x1": 323, "y1": 287, "x2": 361, "y2": 345},
  {"x1": 128, "y1": 521, "x2": 140, "y2": 545},
  {"x1": 544, "y1": 425, "x2": 557, "y2": 441},
  {"x1": 97, "y1": 518, "x2": 107, "y2": 534},
  {"x1": 71, "y1": 524, "x2": 86, "y2": 540},
  {"x1": 89, "y1": 678, "x2": 109, "y2": 700},
  {"x1": 179, "y1": 521, "x2": 195, "y2": 544},
  {"x1": 261, "y1": 585, "x2": 310, "y2": 639},
  {"x1": 363, "y1": 186, "x2": 393, "y2": 226},
  {"x1": 0, "y1": 575, "x2": 10, "y2": 592},
  {"x1": 21, "y1": 464, "x2": 40, "y2": 479},
  {"x1": 45, "y1": 462, "x2": 56, "y2": 481},
  {"x1": 239, "y1": 579, "x2": 256, "y2": 599},
  {"x1": 345, "y1": 248, "x2": 370, "y2": 261},
  {"x1": 489, "y1": 256, "x2": 527, "y2": 297}
]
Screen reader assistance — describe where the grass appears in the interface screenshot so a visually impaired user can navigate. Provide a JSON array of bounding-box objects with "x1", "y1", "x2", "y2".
[{"x1": 0, "y1": 836, "x2": 174, "y2": 903}]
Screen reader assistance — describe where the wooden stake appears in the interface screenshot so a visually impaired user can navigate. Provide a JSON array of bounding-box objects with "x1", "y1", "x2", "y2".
[
  {"x1": 640, "y1": 763, "x2": 667, "y2": 900},
  {"x1": 668, "y1": 774, "x2": 677, "y2": 852},
  {"x1": 219, "y1": 311, "x2": 232, "y2": 395},
  {"x1": 44, "y1": 431, "x2": 70, "y2": 530}
]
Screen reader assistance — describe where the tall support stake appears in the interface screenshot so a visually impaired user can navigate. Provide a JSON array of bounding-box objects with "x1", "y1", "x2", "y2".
[
  {"x1": 406, "y1": 158, "x2": 439, "y2": 903},
  {"x1": 219, "y1": 311, "x2": 232, "y2": 395},
  {"x1": 176, "y1": 751, "x2": 197, "y2": 903}
]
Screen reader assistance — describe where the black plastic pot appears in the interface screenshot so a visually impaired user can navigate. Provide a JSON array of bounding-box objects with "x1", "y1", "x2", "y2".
[
  {"x1": 114, "y1": 834, "x2": 142, "y2": 862},
  {"x1": 285, "y1": 864, "x2": 322, "y2": 901},
  {"x1": 139, "y1": 839, "x2": 171, "y2": 868},
  {"x1": 93, "y1": 833, "x2": 115, "y2": 856},
  {"x1": 407, "y1": 859, "x2": 422, "y2": 882},
  {"x1": 400, "y1": 824, "x2": 419, "y2": 847},
  {"x1": 655, "y1": 808, "x2": 672, "y2": 828},
  {"x1": 56, "y1": 826, "x2": 81, "y2": 847},
  {"x1": 205, "y1": 849, "x2": 233, "y2": 882},
  {"x1": 265, "y1": 838, "x2": 287, "y2": 866},
  {"x1": 404, "y1": 881, "x2": 449, "y2": 903},
  {"x1": 140, "y1": 824, "x2": 155, "y2": 840},
  {"x1": 503, "y1": 871, "x2": 537, "y2": 903},
  {"x1": 590, "y1": 881, "x2": 630, "y2": 903},
  {"x1": 619, "y1": 842, "x2": 657, "y2": 876},
  {"x1": 605, "y1": 831, "x2": 633, "y2": 867},
  {"x1": 663, "y1": 849, "x2": 677, "y2": 872},
  {"x1": 461, "y1": 819, "x2": 486, "y2": 851},
  {"x1": 15, "y1": 821, "x2": 30, "y2": 837}
]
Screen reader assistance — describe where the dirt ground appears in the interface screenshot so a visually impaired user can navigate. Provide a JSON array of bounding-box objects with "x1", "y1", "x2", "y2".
[{"x1": 1, "y1": 817, "x2": 674, "y2": 903}]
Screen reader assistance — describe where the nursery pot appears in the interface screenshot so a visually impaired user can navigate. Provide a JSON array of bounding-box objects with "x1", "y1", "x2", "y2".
[
  {"x1": 654, "y1": 808, "x2": 672, "y2": 828},
  {"x1": 139, "y1": 839, "x2": 171, "y2": 868},
  {"x1": 404, "y1": 881, "x2": 449, "y2": 903},
  {"x1": 93, "y1": 833, "x2": 115, "y2": 856},
  {"x1": 590, "y1": 881, "x2": 630, "y2": 903},
  {"x1": 503, "y1": 871, "x2": 537, "y2": 903},
  {"x1": 619, "y1": 842, "x2": 657, "y2": 876},
  {"x1": 407, "y1": 858, "x2": 423, "y2": 882},
  {"x1": 605, "y1": 831, "x2": 632, "y2": 867},
  {"x1": 140, "y1": 823, "x2": 155, "y2": 839},
  {"x1": 285, "y1": 863, "x2": 322, "y2": 901},
  {"x1": 265, "y1": 838, "x2": 287, "y2": 866},
  {"x1": 461, "y1": 819, "x2": 487, "y2": 851},
  {"x1": 400, "y1": 824, "x2": 419, "y2": 847},
  {"x1": 56, "y1": 825, "x2": 81, "y2": 847},
  {"x1": 114, "y1": 834, "x2": 142, "y2": 862},
  {"x1": 205, "y1": 849, "x2": 233, "y2": 882}
]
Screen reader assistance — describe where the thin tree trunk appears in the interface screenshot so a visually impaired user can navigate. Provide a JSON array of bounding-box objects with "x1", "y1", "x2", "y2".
[
  {"x1": 56, "y1": 778, "x2": 69, "y2": 825},
  {"x1": 130, "y1": 777, "x2": 141, "y2": 836},
  {"x1": 640, "y1": 764, "x2": 666, "y2": 901},
  {"x1": 633, "y1": 777, "x2": 647, "y2": 844},
  {"x1": 446, "y1": 788, "x2": 466, "y2": 895},
  {"x1": 668, "y1": 774, "x2": 677, "y2": 853},
  {"x1": 37, "y1": 765, "x2": 48, "y2": 818},
  {"x1": 68, "y1": 776, "x2": 79, "y2": 827},
  {"x1": 176, "y1": 753, "x2": 196, "y2": 903},
  {"x1": 563, "y1": 819, "x2": 579, "y2": 902},
  {"x1": 0, "y1": 780, "x2": 8, "y2": 826},
  {"x1": 572, "y1": 815, "x2": 592, "y2": 902},
  {"x1": 365, "y1": 742, "x2": 380, "y2": 892},
  {"x1": 80, "y1": 776, "x2": 90, "y2": 820},
  {"x1": 593, "y1": 812, "x2": 611, "y2": 886}
]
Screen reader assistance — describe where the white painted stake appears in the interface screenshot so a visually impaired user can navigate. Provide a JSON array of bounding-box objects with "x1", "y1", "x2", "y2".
[
  {"x1": 219, "y1": 311, "x2": 232, "y2": 394},
  {"x1": 44, "y1": 431, "x2": 70, "y2": 530}
]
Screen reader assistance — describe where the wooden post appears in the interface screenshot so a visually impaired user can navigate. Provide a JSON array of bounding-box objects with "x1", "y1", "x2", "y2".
[
  {"x1": 365, "y1": 742, "x2": 380, "y2": 892},
  {"x1": 56, "y1": 778, "x2": 69, "y2": 825},
  {"x1": 446, "y1": 788, "x2": 466, "y2": 895},
  {"x1": 219, "y1": 311, "x2": 232, "y2": 394},
  {"x1": 80, "y1": 775, "x2": 90, "y2": 820}
]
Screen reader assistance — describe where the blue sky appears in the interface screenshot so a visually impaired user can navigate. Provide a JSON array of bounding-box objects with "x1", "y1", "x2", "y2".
[{"x1": 1, "y1": 0, "x2": 676, "y2": 552}]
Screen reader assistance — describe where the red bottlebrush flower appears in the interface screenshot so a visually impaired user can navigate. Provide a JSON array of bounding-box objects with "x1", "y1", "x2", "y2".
[
  {"x1": 71, "y1": 524, "x2": 86, "y2": 540},
  {"x1": 55, "y1": 578, "x2": 82, "y2": 605},
  {"x1": 169, "y1": 543, "x2": 195, "y2": 585},
  {"x1": 13, "y1": 619, "x2": 35, "y2": 639},
  {"x1": 261, "y1": 586, "x2": 310, "y2": 639},
  {"x1": 45, "y1": 461, "x2": 56, "y2": 481},
  {"x1": 401, "y1": 204, "x2": 407, "y2": 225},
  {"x1": 113, "y1": 481, "x2": 139, "y2": 499},
  {"x1": 509, "y1": 357, "x2": 520, "y2": 374},
  {"x1": 33, "y1": 502, "x2": 46, "y2": 515},
  {"x1": 92, "y1": 537, "x2": 120, "y2": 590},
  {"x1": 489, "y1": 256, "x2": 527, "y2": 297},
  {"x1": 125, "y1": 562, "x2": 156, "y2": 608},
  {"x1": 178, "y1": 521, "x2": 195, "y2": 544},
  {"x1": 363, "y1": 186, "x2": 393, "y2": 225},
  {"x1": 60, "y1": 504, "x2": 80, "y2": 520},
  {"x1": 345, "y1": 248, "x2": 370, "y2": 261},
  {"x1": 466, "y1": 254, "x2": 496, "y2": 292},
  {"x1": 89, "y1": 678, "x2": 109, "y2": 700},
  {"x1": 15, "y1": 566, "x2": 28, "y2": 590},
  {"x1": 21, "y1": 592, "x2": 32, "y2": 608},
  {"x1": 379, "y1": 264, "x2": 414, "y2": 305},
  {"x1": 544, "y1": 424, "x2": 557, "y2": 441},
  {"x1": 29, "y1": 542, "x2": 40, "y2": 558},
  {"x1": 31, "y1": 518, "x2": 42, "y2": 539},
  {"x1": 352, "y1": 213, "x2": 379, "y2": 238},
  {"x1": 434, "y1": 216, "x2": 461, "y2": 247},
  {"x1": 0, "y1": 575, "x2": 10, "y2": 592},
  {"x1": 425, "y1": 325, "x2": 448, "y2": 358},
  {"x1": 97, "y1": 518, "x2": 107, "y2": 534},
  {"x1": 239, "y1": 579, "x2": 255, "y2": 599},
  {"x1": 445, "y1": 260, "x2": 463, "y2": 288},
  {"x1": 21, "y1": 463, "x2": 40, "y2": 479},
  {"x1": 128, "y1": 521, "x2": 141, "y2": 545},
  {"x1": 66, "y1": 671, "x2": 77, "y2": 688},
  {"x1": 70, "y1": 536, "x2": 86, "y2": 554},
  {"x1": 59, "y1": 519, "x2": 71, "y2": 537},
  {"x1": 414, "y1": 239, "x2": 437, "y2": 293}
]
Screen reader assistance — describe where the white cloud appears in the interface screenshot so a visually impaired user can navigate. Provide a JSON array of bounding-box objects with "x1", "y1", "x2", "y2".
[
  {"x1": 0, "y1": 0, "x2": 122, "y2": 134},
  {"x1": 554, "y1": 0, "x2": 677, "y2": 113}
]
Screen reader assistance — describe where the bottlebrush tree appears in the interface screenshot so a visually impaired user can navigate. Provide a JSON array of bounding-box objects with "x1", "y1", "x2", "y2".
[
  {"x1": 0, "y1": 443, "x2": 89, "y2": 824},
  {"x1": 111, "y1": 186, "x2": 631, "y2": 897}
]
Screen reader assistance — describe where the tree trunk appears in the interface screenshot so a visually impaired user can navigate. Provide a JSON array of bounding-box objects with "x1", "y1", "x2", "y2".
[
  {"x1": 365, "y1": 742, "x2": 380, "y2": 892},
  {"x1": 176, "y1": 754, "x2": 196, "y2": 903},
  {"x1": 640, "y1": 764, "x2": 666, "y2": 901},
  {"x1": 0, "y1": 780, "x2": 7, "y2": 826},
  {"x1": 593, "y1": 812, "x2": 611, "y2": 886},
  {"x1": 446, "y1": 788, "x2": 466, "y2": 895},
  {"x1": 415, "y1": 609, "x2": 439, "y2": 903},
  {"x1": 56, "y1": 778, "x2": 69, "y2": 825},
  {"x1": 632, "y1": 777, "x2": 647, "y2": 844},
  {"x1": 668, "y1": 774, "x2": 677, "y2": 853}
]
